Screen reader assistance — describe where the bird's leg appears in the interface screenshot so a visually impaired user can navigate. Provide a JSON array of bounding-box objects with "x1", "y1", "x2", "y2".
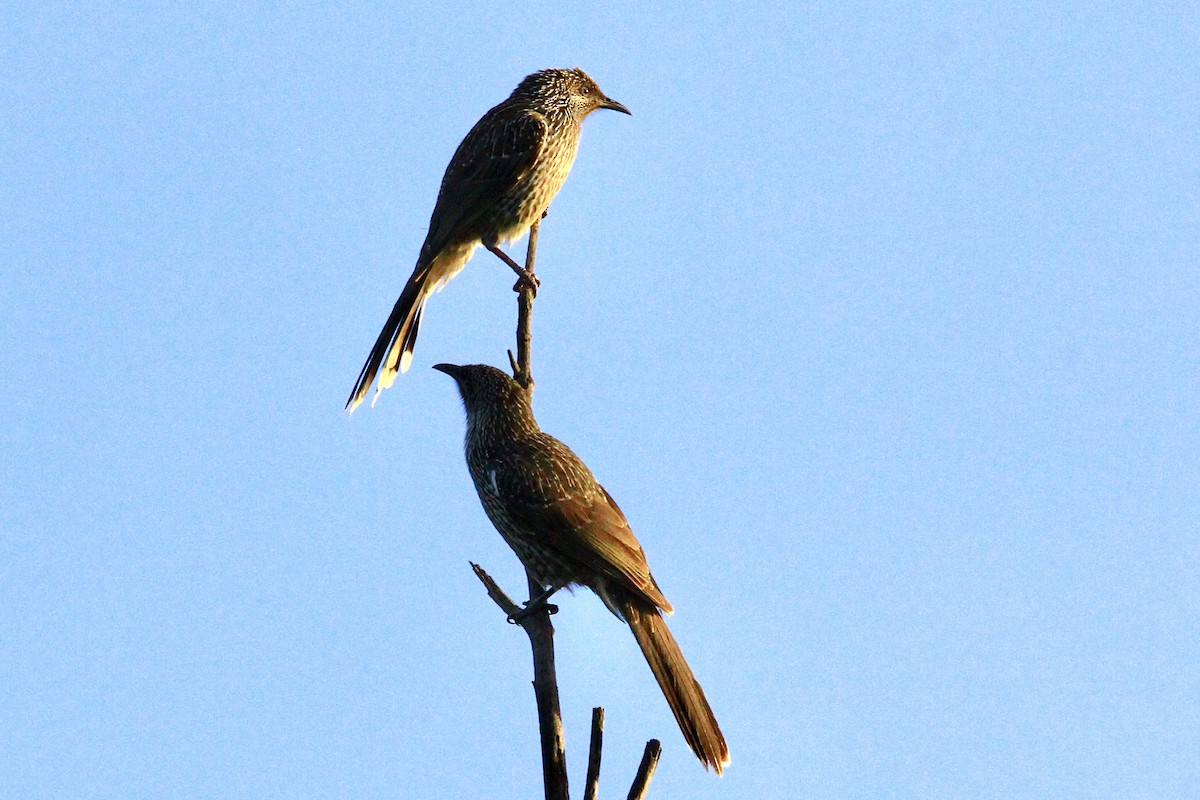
[
  {"x1": 485, "y1": 244, "x2": 541, "y2": 295},
  {"x1": 507, "y1": 583, "x2": 562, "y2": 624}
]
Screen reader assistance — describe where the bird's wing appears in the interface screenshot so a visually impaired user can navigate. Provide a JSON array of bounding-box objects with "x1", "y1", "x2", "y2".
[
  {"x1": 419, "y1": 107, "x2": 547, "y2": 262},
  {"x1": 492, "y1": 435, "x2": 673, "y2": 612}
]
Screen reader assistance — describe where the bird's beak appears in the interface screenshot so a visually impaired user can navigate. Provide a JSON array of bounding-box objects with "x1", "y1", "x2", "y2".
[
  {"x1": 600, "y1": 96, "x2": 631, "y2": 115},
  {"x1": 432, "y1": 363, "x2": 461, "y2": 378}
]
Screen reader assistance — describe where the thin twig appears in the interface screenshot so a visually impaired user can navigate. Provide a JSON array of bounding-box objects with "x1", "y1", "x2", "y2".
[
  {"x1": 511, "y1": 217, "x2": 566, "y2": 799},
  {"x1": 476, "y1": 219, "x2": 659, "y2": 799},
  {"x1": 471, "y1": 220, "x2": 571, "y2": 800},
  {"x1": 513, "y1": 218, "x2": 539, "y2": 391},
  {"x1": 583, "y1": 707, "x2": 605, "y2": 800},
  {"x1": 626, "y1": 740, "x2": 662, "y2": 800},
  {"x1": 469, "y1": 562, "x2": 521, "y2": 617}
]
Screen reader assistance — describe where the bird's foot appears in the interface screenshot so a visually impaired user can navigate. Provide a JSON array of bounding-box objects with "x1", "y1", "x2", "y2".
[
  {"x1": 512, "y1": 269, "x2": 540, "y2": 296},
  {"x1": 506, "y1": 584, "x2": 561, "y2": 624},
  {"x1": 507, "y1": 601, "x2": 558, "y2": 624},
  {"x1": 484, "y1": 243, "x2": 540, "y2": 295}
]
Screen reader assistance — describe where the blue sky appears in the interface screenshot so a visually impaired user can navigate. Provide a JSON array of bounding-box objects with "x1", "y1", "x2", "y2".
[{"x1": 2, "y1": 3, "x2": 1198, "y2": 798}]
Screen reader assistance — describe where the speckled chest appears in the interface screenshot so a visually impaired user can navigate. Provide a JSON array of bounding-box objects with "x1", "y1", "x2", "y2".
[
  {"x1": 488, "y1": 119, "x2": 582, "y2": 243},
  {"x1": 465, "y1": 446, "x2": 582, "y2": 588}
]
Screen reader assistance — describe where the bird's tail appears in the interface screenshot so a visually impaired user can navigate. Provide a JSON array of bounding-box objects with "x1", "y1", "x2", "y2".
[
  {"x1": 345, "y1": 270, "x2": 429, "y2": 412},
  {"x1": 620, "y1": 595, "x2": 730, "y2": 774},
  {"x1": 345, "y1": 244, "x2": 474, "y2": 412}
]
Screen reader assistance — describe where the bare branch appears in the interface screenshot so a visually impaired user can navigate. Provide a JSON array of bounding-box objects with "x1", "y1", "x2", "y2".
[
  {"x1": 626, "y1": 740, "x2": 663, "y2": 800},
  {"x1": 583, "y1": 707, "x2": 605, "y2": 800},
  {"x1": 469, "y1": 221, "x2": 572, "y2": 800},
  {"x1": 513, "y1": 219, "x2": 539, "y2": 390},
  {"x1": 472, "y1": 218, "x2": 664, "y2": 799},
  {"x1": 469, "y1": 562, "x2": 522, "y2": 617},
  {"x1": 522, "y1": 573, "x2": 568, "y2": 800},
  {"x1": 469, "y1": 562, "x2": 568, "y2": 800}
]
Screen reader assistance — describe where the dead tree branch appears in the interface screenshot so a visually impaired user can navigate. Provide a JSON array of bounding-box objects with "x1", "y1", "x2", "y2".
[
  {"x1": 583, "y1": 707, "x2": 604, "y2": 800},
  {"x1": 471, "y1": 218, "x2": 663, "y2": 799},
  {"x1": 627, "y1": 740, "x2": 663, "y2": 800}
]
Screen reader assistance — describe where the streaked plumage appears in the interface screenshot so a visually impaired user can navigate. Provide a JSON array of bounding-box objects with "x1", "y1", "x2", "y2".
[
  {"x1": 434, "y1": 363, "x2": 730, "y2": 775},
  {"x1": 346, "y1": 69, "x2": 630, "y2": 412}
]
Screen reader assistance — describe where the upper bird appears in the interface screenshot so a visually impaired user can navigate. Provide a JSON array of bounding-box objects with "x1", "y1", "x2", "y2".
[{"x1": 346, "y1": 68, "x2": 630, "y2": 412}]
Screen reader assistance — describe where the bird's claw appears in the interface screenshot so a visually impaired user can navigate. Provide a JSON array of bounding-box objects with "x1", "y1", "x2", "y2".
[
  {"x1": 507, "y1": 601, "x2": 558, "y2": 625},
  {"x1": 512, "y1": 271, "x2": 540, "y2": 296}
]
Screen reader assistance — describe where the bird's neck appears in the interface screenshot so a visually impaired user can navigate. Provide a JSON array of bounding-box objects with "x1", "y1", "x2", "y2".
[{"x1": 465, "y1": 403, "x2": 541, "y2": 449}]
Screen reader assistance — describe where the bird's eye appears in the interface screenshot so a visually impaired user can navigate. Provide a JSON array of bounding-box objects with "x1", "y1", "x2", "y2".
[{"x1": 582, "y1": 87, "x2": 591, "y2": 94}]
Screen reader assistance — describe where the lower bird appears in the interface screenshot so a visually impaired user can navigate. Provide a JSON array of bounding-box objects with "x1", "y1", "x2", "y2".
[
  {"x1": 434, "y1": 363, "x2": 730, "y2": 774},
  {"x1": 346, "y1": 69, "x2": 630, "y2": 412}
]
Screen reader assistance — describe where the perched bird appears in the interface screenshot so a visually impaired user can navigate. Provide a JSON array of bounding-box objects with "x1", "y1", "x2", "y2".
[
  {"x1": 346, "y1": 69, "x2": 630, "y2": 412},
  {"x1": 434, "y1": 363, "x2": 730, "y2": 774}
]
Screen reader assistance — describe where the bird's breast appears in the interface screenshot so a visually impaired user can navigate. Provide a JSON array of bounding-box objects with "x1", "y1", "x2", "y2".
[{"x1": 491, "y1": 126, "x2": 581, "y2": 245}]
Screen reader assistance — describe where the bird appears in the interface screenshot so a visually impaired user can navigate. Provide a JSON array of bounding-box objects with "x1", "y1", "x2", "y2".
[
  {"x1": 433, "y1": 363, "x2": 730, "y2": 774},
  {"x1": 346, "y1": 69, "x2": 630, "y2": 412}
]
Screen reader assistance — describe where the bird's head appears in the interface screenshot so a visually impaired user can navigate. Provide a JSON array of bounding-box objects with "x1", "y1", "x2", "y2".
[
  {"x1": 433, "y1": 363, "x2": 538, "y2": 433},
  {"x1": 515, "y1": 68, "x2": 631, "y2": 121}
]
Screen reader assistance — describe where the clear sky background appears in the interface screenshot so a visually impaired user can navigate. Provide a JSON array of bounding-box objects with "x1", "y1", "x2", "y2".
[{"x1": 3, "y1": 3, "x2": 1197, "y2": 798}]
